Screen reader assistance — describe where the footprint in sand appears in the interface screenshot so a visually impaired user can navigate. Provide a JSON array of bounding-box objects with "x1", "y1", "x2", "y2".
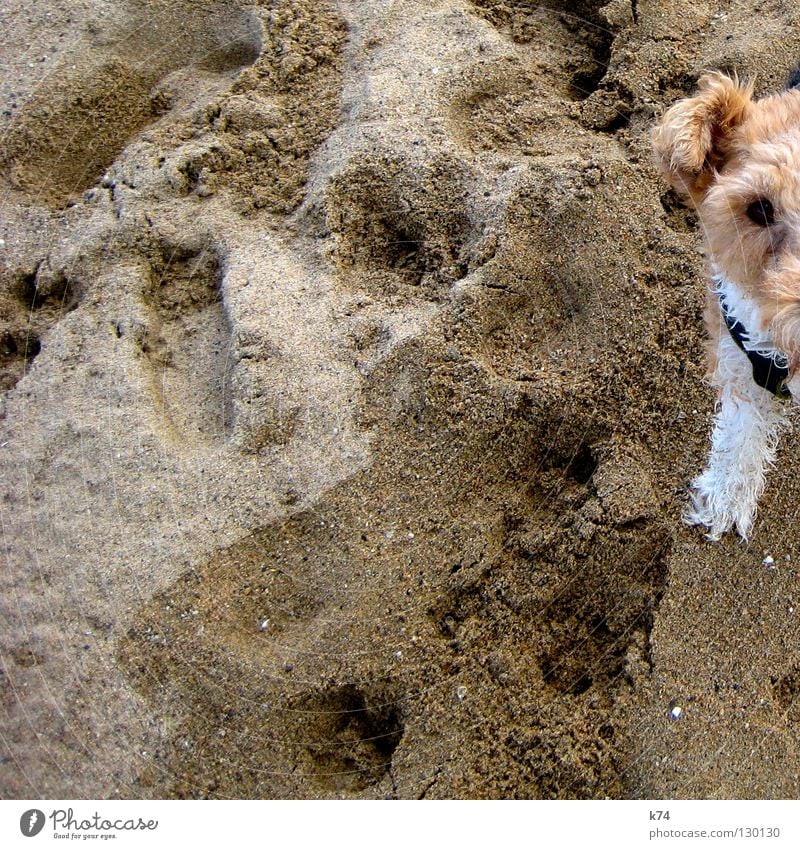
[{"x1": 0, "y1": 0, "x2": 262, "y2": 208}]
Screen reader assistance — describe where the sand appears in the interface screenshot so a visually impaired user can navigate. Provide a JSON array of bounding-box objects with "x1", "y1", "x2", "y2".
[{"x1": 1, "y1": 0, "x2": 800, "y2": 800}]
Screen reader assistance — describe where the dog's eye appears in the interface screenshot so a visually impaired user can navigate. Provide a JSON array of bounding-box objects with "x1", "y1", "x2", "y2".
[{"x1": 745, "y1": 198, "x2": 775, "y2": 226}]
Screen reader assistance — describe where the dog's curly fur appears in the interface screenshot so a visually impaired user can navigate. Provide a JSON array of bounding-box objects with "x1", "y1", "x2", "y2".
[{"x1": 653, "y1": 71, "x2": 800, "y2": 540}]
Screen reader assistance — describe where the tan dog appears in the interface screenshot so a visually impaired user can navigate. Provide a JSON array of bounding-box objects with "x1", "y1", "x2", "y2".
[{"x1": 653, "y1": 71, "x2": 800, "y2": 540}]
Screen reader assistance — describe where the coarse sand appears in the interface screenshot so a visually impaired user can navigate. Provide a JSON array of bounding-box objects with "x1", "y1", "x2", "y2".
[{"x1": 2, "y1": 0, "x2": 800, "y2": 799}]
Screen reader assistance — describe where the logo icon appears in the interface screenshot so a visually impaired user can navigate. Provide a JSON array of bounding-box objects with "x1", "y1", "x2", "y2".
[{"x1": 20, "y1": 810, "x2": 45, "y2": 837}]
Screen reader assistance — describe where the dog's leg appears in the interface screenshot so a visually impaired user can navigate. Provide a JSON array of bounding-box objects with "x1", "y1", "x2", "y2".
[{"x1": 685, "y1": 329, "x2": 789, "y2": 540}]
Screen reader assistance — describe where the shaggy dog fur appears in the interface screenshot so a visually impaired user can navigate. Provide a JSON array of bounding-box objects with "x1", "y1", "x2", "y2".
[{"x1": 653, "y1": 71, "x2": 800, "y2": 540}]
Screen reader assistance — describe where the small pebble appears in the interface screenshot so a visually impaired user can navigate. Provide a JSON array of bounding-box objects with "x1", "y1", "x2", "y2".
[
  {"x1": 456, "y1": 685, "x2": 467, "y2": 702},
  {"x1": 763, "y1": 555, "x2": 775, "y2": 566}
]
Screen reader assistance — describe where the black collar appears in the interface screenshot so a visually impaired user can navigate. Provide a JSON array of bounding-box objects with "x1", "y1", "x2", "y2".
[{"x1": 719, "y1": 295, "x2": 791, "y2": 398}]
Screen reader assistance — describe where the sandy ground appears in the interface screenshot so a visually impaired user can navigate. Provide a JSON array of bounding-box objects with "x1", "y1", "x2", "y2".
[{"x1": 2, "y1": 0, "x2": 800, "y2": 799}]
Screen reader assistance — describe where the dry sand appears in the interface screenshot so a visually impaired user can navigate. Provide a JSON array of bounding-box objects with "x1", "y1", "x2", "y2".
[{"x1": 1, "y1": 0, "x2": 800, "y2": 799}]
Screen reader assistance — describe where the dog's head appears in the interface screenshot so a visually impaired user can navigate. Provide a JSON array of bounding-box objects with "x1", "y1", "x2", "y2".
[{"x1": 652, "y1": 72, "x2": 800, "y2": 305}]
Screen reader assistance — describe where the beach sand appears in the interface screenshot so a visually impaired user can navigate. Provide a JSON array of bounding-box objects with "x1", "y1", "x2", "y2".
[{"x1": 2, "y1": 0, "x2": 800, "y2": 798}]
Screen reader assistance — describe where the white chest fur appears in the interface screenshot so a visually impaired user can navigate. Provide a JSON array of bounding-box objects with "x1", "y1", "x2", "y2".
[
  {"x1": 684, "y1": 269, "x2": 792, "y2": 539},
  {"x1": 711, "y1": 270, "x2": 789, "y2": 367}
]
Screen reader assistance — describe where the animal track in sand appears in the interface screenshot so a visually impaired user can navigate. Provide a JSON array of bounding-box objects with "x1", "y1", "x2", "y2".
[
  {"x1": 772, "y1": 666, "x2": 800, "y2": 722},
  {"x1": 0, "y1": 258, "x2": 81, "y2": 391},
  {"x1": 291, "y1": 683, "x2": 404, "y2": 793},
  {"x1": 325, "y1": 151, "x2": 470, "y2": 303},
  {"x1": 452, "y1": 1, "x2": 634, "y2": 151}
]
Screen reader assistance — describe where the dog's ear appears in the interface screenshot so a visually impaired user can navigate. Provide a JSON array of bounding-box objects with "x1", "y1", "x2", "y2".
[{"x1": 652, "y1": 72, "x2": 753, "y2": 200}]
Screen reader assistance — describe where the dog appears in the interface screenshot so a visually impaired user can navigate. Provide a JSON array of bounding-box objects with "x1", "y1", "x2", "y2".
[{"x1": 652, "y1": 69, "x2": 800, "y2": 540}]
